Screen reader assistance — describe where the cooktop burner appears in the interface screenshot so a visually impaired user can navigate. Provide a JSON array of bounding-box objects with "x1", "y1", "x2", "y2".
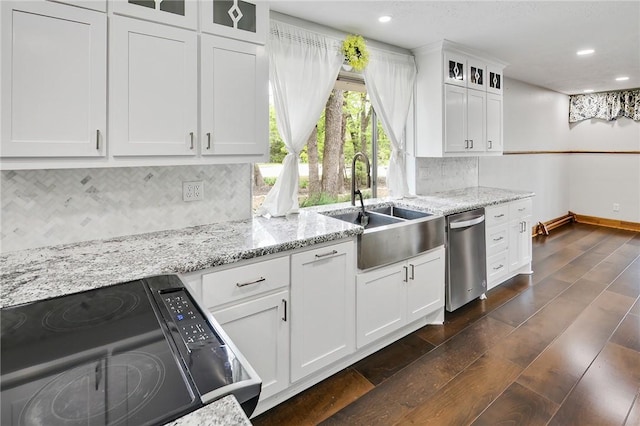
[
  {"x1": 20, "y1": 352, "x2": 165, "y2": 426},
  {"x1": 42, "y1": 288, "x2": 141, "y2": 332}
]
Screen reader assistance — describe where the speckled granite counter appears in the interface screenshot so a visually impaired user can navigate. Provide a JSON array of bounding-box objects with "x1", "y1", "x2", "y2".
[
  {"x1": 164, "y1": 395, "x2": 251, "y2": 426},
  {"x1": 0, "y1": 210, "x2": 362, "y2": 308},
  {"x1": 312, "y1": 186, "x2": 535, "y2": 217}
]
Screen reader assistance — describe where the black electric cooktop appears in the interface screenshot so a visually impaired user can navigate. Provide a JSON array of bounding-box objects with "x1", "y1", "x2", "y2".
[{"x1": 0, "y1": 275, "x2": 261, "y2": 426}]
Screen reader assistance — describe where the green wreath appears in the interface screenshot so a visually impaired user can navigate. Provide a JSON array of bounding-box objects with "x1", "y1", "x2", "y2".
[{"x1": 341, "y1": 34, "x2": 369, "y2": 71}]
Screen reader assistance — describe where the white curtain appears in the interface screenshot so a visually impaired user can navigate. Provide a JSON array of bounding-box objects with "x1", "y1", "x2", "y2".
[
  {"x1": 363, "y1": 50, "x2": 417, "y2": 198},
  {"x1": 256, "y1": 21, "x2": 343, "y2": 217}
]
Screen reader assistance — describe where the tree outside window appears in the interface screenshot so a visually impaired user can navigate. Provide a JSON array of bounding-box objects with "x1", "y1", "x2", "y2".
[{"x1": 253, "y1": 87, "x2": 390, "y2": 210}]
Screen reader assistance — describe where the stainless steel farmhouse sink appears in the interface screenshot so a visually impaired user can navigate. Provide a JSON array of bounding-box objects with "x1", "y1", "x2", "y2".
[
  {"x1": 328, "y1": 211, "x2": 404, "y2": 229},
  {"x1": 323, "y1": 206, "x2": 445, "y2": 270}
]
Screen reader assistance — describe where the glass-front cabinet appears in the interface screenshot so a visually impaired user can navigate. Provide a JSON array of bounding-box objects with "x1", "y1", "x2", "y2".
[
  {"x1": 487, "y1": 64, "x2": 503, "y2": 95},
  {"x1": 111, "y1": 0, "x2": 198, "y2": 29},
  {"x1": 201, "y1": 0, "x2": 268, "y2": 44}
]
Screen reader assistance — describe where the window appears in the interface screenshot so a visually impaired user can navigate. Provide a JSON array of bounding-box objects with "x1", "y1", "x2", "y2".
[{"x1": 253, "y1": 71, "x2": 390, "y2": 210}]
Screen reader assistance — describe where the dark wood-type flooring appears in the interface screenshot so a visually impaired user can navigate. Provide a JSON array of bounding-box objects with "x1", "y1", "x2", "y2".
[{"x1": 253, "y1": 223, "x2": 640, "y2": 426}]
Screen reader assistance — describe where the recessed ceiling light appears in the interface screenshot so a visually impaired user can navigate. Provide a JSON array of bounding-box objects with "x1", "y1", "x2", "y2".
[
  {"x1": 576, "y1": 49, "x2": 595, "y2": 56},
  {"x1": 616, "y1": 76, "x2": 630, "y2": 81},
  {"x1": 378, "y1": 15, "x2": 392, "y2": 23},
  {"x1": 583, "y1": 89, "x2": 594, "y2": 93}
]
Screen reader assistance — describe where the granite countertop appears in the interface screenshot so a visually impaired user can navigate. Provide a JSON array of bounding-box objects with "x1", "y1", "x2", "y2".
[
  {"x1": 0, "y1": 210, "x2": 362, "y2": 308},
  {"x1": 312, "y1": 186, "x2": 535, "y2": 217},
  {"x1": 164, "y1": 395, "x2": 251, "y2": 426}
]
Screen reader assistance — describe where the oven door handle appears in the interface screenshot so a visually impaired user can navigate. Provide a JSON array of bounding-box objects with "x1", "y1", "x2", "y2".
[{"x1": 450, "y1": 215, "x2": 485, "y2": 229}]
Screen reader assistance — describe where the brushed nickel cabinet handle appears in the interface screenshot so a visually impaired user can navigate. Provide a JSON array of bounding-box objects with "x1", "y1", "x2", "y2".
[
  {"x1": 493, "y1": 236, "x2": 504, "y2": 242},
  {"x1": 403, "y1": 265, "x2": 408, "y2": 282},
  {"x1": 190, "y1": 132, "x2": 194, "y2": 149},
  {"x1": 470, "y1": 139, "x2": 474, "y2": 149},
  {"x1": 493, "y1": 264, "x2": 504, "y2": 271},
  {"x1": 236, "y1": 277, "x2": 266, "y2": 287},
  {"x1": 465, "y1": 139, "x2": 469, "y2": 149},
  {"x1": 96, "y1": 129, "x2": 100, "y2": 150},
  {"x1": 410, "y1": 264, "x2": 415, "y2": 280},
  {"x1": 315, "y1": 250, "x2": 338, "y2": 259},
  {"x1": 206, "y1": 132, "x2": 211, "y2": 150},
  {"x1": 488, "y1": 140, "x2": 492, "y2": 149}
]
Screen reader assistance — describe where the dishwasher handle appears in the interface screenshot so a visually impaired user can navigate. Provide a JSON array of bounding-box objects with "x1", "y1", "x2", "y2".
[{"x1": 449, "y1": 215, "x2": 485, "y2": 229}]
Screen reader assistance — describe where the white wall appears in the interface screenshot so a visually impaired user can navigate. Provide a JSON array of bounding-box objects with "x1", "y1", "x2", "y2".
[
  {"x1": 479, "y1": 78, "x2": 571, "y2": 224},
  {"x1": 568, "y1": 117, "x2": 640, "y2": 222},
  {"x1": 480, "y1": 78, "x2": 640, "y2": 224}
]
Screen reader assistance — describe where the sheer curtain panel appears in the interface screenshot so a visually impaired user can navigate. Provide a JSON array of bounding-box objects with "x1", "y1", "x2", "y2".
[
  {"x1": 363, "y1": 50, "x2": 417, "y2": 198},
  {"x1": 256, "y1": 21, "x2": 343, "y2": 217}
]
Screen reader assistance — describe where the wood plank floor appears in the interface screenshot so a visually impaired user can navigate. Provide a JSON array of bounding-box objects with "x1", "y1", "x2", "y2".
[{"x1": 253, "y1": 223, "x2": 640, "y2": 426}]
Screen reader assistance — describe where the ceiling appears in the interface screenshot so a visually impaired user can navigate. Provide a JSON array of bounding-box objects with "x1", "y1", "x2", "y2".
[{"x1": 268, "y1": 1, "x2": 640, "y2": 95}]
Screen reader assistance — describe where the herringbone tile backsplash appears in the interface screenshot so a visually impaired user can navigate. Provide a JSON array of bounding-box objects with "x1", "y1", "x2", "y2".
[{"x1": 1, "y1": 164, "x2": 251, "y2": 253}]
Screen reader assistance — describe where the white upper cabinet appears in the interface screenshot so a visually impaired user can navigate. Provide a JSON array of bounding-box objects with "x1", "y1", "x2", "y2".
[
  {"x1": 201, "y1": 0, "x2": 268, "y2": 44},
  {"x1": 487, "y1": 64, "x2": 504, "y2": 95},
  {"x1": 200, "y1": 34, "x2": 268, "y2": 157},
  {"x1": 1, "y1": 1, "x2": 106, "y2": 158},
  {"x1": 110, "y1": 16, "x2": 198, "y2": 157},
  {"x1": 111, "y1": 0, "x2": 197, "y2": 30},
  {"x1": 414, "y1": 40, "x2": 506, "y2": 158}
]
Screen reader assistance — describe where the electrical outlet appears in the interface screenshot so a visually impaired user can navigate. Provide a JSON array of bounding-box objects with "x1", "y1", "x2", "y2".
[
  {"x1": 613, "y1": 203, "x2": 620, "y2": 212},
  {"x1": 183, "y1": 181, "x2": 204, "y2": 202}
]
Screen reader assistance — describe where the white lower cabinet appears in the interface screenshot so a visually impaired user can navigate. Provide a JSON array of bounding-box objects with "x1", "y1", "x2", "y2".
[
  {"x1": 290, "y1": 241, "x2": 355, "y2": 382},
  {"x1": 201, "y1": 256, "x2": 290, "y2": 401},
  {"x1": 509, "y1": 199, "x2": 533, "y2": 272},
  {"x1": 356, "y1": 247, "x2": 445, "y2": 348},
  {"x1": 485, "y1": 198, "x2": 533, "y2": 290},
  {"x1": 212, "y1": 290, "x2": 289, "y2": 400}
]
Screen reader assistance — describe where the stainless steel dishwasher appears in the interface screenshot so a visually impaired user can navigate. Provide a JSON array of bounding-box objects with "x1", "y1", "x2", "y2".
[{"x1": 445, "y1": 207, "x2": 487, "y2": 311}]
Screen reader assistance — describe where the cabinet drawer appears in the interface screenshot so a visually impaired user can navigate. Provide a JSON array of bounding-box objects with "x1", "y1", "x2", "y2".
[
  {"x1": 485, "y1": 204, "x2": 509, "y2": 227},
  {"x1": 509, "y1": 198, "x2": 532, "y2": 218},
  {"x1": 202, "y1": 256, "x2": 289, "y2": 308},
  {"x1": 487, "y1": 251, "x2": 509, "y2": 287},
  {"x1": 486, "y1": 224, "x2": 508, "y2": 256}
]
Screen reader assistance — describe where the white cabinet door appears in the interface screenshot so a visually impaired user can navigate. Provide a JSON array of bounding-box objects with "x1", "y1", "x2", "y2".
[
  {"x1": 212, "y1": 290, "x2": 289, "y2": 400},
  {"x1": 487, "y1": 64, "x2": 504, "y2": 95},
  {"x1": 406, "y1": 247, "x2": 445, "y2": 323},
  {"x1": 508, "y1": 200, "x2": 533, "y2": 272},
  {"x1": 467, "y1": 59, "x2": 486, "y2": 91},
  {"x1": 356, "y1": 263, "x2": 406, "y2": 348},
  {"x1": 486, "y1": 93, "x2": 503, "y2": 152},
  {"x1": 444, "y1": 84, "x2": 467, "y2": 153},
  {"x1": 111, "y1": 0, "x2": 197, "y2": 30},
  {"x1": 1, "y1": 1, "x2": 106, "y2": 157},
  {"x1": 200, "y1": 35, "x2": 268, "y2": 156},
  {"x1": 200, "y1": 0, "x2": 268, "y2": 44},
  {"x1": 466, "y1": 88, "x2": 486, "y2": 152},
  {"x1": 110, "y1": 16, "x2": 197, "y2": 156},
  {"x1": 290, "y1": 242, "x2": 355, "y2": 382},
  {"x1": 443, "y1": 51, "x2": 466, "y2": 87}
]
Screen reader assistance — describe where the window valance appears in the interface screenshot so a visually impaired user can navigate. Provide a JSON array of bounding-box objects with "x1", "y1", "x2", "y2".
[{"x1": 569, "y1": 89, "x2": 640, "y2": 123}]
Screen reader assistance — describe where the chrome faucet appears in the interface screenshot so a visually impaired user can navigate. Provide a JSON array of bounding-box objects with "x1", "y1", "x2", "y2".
[{"x1": 351, "y1": 152, "x2": 372, "y2": 226}]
